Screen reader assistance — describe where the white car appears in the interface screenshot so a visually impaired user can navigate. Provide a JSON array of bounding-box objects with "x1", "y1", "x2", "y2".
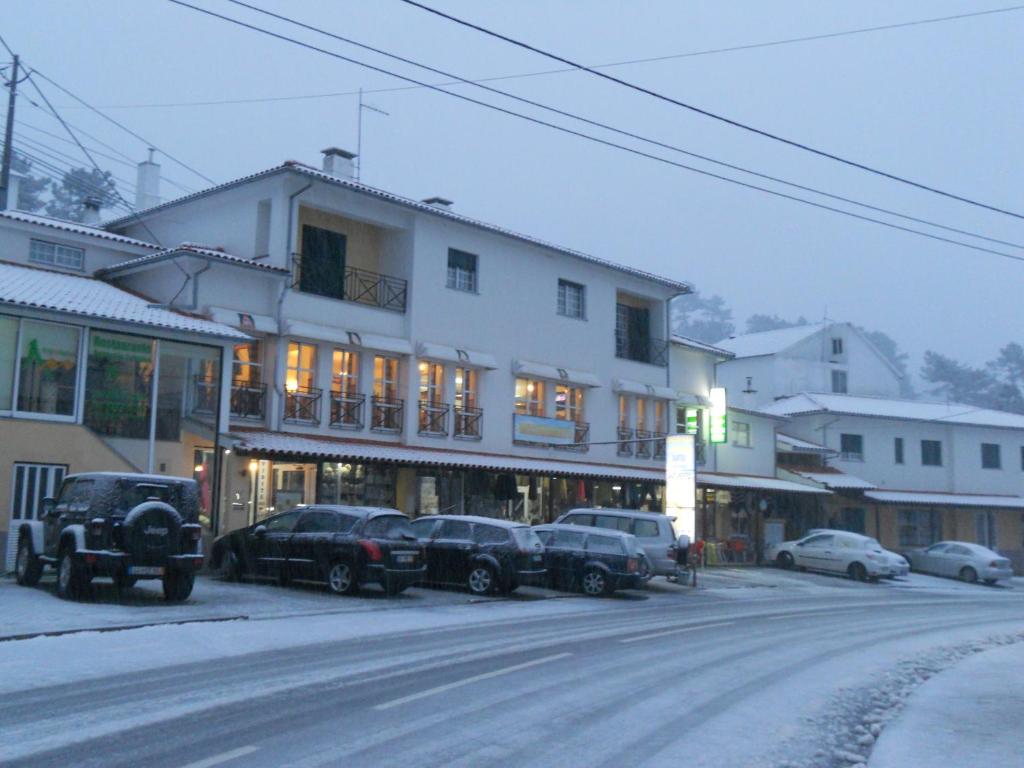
[{"x1": 768, "y1": 531, "x2": 908, "y2": 582}]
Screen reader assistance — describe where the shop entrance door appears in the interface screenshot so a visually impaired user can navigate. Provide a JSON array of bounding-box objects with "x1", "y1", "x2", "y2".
[{"x1": 6, "y1": 463, "x2": 67, "y2": 571}]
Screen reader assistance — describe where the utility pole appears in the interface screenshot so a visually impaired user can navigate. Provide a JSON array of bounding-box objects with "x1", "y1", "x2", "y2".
[{"x1": 0, "y1": 54, "x2": 19, "y2": 210}]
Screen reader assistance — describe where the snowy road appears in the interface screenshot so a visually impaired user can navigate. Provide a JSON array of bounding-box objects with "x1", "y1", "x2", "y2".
[{"x1": 2, "y1": 582, "x2": 1023, "y2": 767}]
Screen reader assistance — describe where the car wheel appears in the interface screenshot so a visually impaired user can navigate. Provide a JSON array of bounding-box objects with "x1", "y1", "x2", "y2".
[
  {"x1": 847, "y1": 562, "x2": 868, "y2": 582},
  {"x1": 467, "y1": 565, "x2": 496, "y2": 596},
  {"x1": 776, "y1": 551, "x2": 794, "y2": 570},
  {"x1": 56, "y1": 547, "x2": 89, "y2": 601},
  {"x1": 637, "y1": 555, "x2": 653, "y2": 583},
  {"x1": 221, "y1": 549, "x2": 242, "y2": 582},
  {"x1": 960, "y1": 566, "x2": 978, "y2": 584},
  {"x1": 162, "y1": 571, "x2": 195, "y2": 602},
  {"x1": 581, "y1": 568, "x2": 609, "y2": 597},
  {"x1": 327, "y1": 561, "x2": 359, "y2": 595},
  {"x1": 114, "y1": 572, "x2": 138, "y2": 591},
  {"x1": 15, "y1": 535, "x2": 43, "y2": 587}
]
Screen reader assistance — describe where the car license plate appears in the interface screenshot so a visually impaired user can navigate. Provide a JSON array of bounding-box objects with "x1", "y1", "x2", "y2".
[
  {"x1": 129, "y1": 566, "x2": 164, "y2": 576},
  {"x1": 395, "y1": 554, "x2": 415, "y2": 564}
]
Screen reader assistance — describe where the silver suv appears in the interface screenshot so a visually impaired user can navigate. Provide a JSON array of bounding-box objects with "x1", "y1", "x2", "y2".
[{"x1": 554, "y1": 508, "x2": 678, "y2": 577}]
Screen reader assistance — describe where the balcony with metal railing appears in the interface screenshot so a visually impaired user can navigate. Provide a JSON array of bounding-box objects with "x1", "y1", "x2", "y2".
[
  {"x1": 330, "y1": 392, "x2": 365, "y2": 430},
  {"x1": 453, "y1": 405, "x2": 483, "y2": 440},
  {"x1": 291, "y1": 253, "x2": 407, "y2": 313},
  {"x1": 371, "y1": 396, "x2": 404, "y2": 433},
  {"x1": 635, "y1": 429, "x2": 653, "y2": 458},
  {"x1": 230, "y1": 381, "x2": 266, "y2": 421},
  {"x1": 614, "y1": 333, "x2": 669, "y2": 366},
  {"x1": 283, "y1": 386, "x2": 322, "y2": 425},
  {"x1": 652, "y1": 431, "x2": 667, "y2": 460},
  {"x1": 617, "y1": 427, "x2": 634, "y2": 456},
  {"x1": 418, "y1": 401, "x2": 450, "y2": 437},
  {"x1": 554, "y1": 421, "x2": 590, "y2": 453}
]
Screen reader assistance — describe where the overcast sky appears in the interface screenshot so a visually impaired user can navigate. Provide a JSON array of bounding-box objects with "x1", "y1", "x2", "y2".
[{"x1": 6, "y1": 1, "x2": 1023, "y2": 372}]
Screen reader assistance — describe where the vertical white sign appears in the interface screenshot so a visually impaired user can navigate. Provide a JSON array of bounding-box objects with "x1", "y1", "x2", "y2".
[{"x1": 665, "y1": 433, "x2": 696, "y2": 540}]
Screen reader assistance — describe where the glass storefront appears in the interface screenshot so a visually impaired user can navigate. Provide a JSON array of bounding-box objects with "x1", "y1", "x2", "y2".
[{"x1": 16, "y1": 319, "x2": 80, "y2": 417}]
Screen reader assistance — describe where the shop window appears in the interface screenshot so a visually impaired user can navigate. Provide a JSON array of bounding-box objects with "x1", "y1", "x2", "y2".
[
  {"x1": 447, "y1": 248, "x2": 477, "y2": 292},
  {"x1": 981, "y1": 443, "x2": 1001, "y2": 469},
  {"x1": 898, "y1": 508, "x2": 942, "y2": 547},
  {"x1": 557, "y1": 279, "x2": 585, "y2": 319},
  {"x1": 894, "y1": 437, "x2": 904, "y2": 465},
  {"x1": 514, "y1": 377, "x2": 544, "y2": 416},
  {"x1": 30, "y1": 239, "x2": 84, "y2": 270},
  {"x1": 732, "y1": 421, "x2": 751, "y2": 448},
  {"x1": 0, "y1": 315, "x2": 18, "y2": 410},
  {"x1": 156, "y1": 340, "x2": 221, "y2": 439},
  {"x1": 840, "y1": 433, "x2": 864, "y2": 461},
  {"x1": 555, "y1": 384, "x2": 584, "y2": 422},
  {"x1": 921, "y1": 439, "x2": 943, "y2": 466},
  {"x1": 319, "y1": 462, "x2": 397, "y2": 508},
  {"x1": 17, "y1": 319, "x2": 80, "y2": 417}
]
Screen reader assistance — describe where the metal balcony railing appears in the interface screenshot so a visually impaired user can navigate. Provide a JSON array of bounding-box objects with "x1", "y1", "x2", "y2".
[
  {"x1": 453, "y1": 405, "x2": 483, "y2": 440},
  {"x1": 614, "y1": 333, "x2": 669, "y2": 366},
  {"x1": 418, "y1": 401, "x2": 450, "y2": 437},
  {"x1": 652, "y1": 431, "x2": 667, "y2": 460},
  {"x1": 554, "y1": 421, "x2": 590, "y2": 453},
  {"x1": 291, "y1": 253, "x2": 407, "y2": 313},
  {"x1": 230, "y1": 381, "x2": 266, "y2": 420},
  {"x1": 330, "y1": 392, "x2": 365, "y2": 430},
  {"x1": 283, "y1": 386, "x2": 322, "y2": 425},
  {"x1": 617, "y1": 427, "x2": 634, "y2": 457},
  {"x1": 635, "y1": 429, "x2": 653, "y2": 458},
  {"x1": 371, "y1": 396, "x2": 404, "y2": 432}
]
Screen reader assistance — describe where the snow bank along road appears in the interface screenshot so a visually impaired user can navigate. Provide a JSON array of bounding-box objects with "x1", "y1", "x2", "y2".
[{"x1": 1, "y1": 586, "x2": 1022, "y2": 768}]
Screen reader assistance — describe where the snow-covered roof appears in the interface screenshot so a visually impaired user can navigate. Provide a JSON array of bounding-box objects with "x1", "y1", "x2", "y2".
[
  {"x1": 715, "y1": 323, "x2": 824, "y2": 358},
  {"x1": 670, "y1": 334, "x2": 735, "y2": 358},
  {"x1": 232, "y1": 430, "x2": 665, "y2": 482},
  {"x1": 95, "y1": 242, "x2": 291, "y2": 277},
  {"x1": 0, "y1": 260, "x2": 248, "y2": 339},
  {"x1": 104, "y1": 162, "x2": 690, "y2": 293},
  {"x1": 0, "y1": 209, "x2": 157, "y2": 250},
  {"x1": 761, "y1": 392, "x2": 1024, "y2": 431},
  {"x1": 864, "y1": 490, "x2": 1024, "y2": 509},
  {"x1": 788, "y1": 470, "x2": 876, "y2": 490},
  {"x1": 776, "y1": 433, "x2": 832, "y2": 453},
  {"x1": 696, "y1": 471, "x2": 831, "y2": 495}
]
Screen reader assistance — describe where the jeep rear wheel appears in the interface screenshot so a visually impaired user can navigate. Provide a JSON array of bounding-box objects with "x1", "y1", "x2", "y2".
[
  {"x1": 56, "y1": 547, "x2": 89, "y2": 600},
  {"x1": 15, "y1": 535, "x2": 42, "y2": 587},
  {"x1": 162, "y1": 571, "x2": 195, "y2": 602}
]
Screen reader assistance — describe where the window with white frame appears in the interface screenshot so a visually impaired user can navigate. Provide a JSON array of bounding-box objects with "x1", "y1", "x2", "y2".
[
  {"x1": 557, "y1": 279, "x2": 585, "y2": 319},
  {"x1": 332, "y1": 349, "x2": 359, "y2": 396},
  {"x1": 654, "y1": 400, "x2": 665, "y2": 434},
  {"x1": 515, "y1": 377, "x2": 544, "y2": 416},
  {"x1": 232, "y1": 341, "x2": 262, "y2": 386},
  {"x1": 555, "y1": 384, "x2": 584, "y2": 422},
  {"x1": 446, "y1": 249, "x2": 477, "y2": 292},
  {"x1": 14, "y1": 318, "x2": 81, "y2": 417},
  {"x1": 732, "y1": 420, "x2": 751, "y2": 448},
  {"x1": 831, "y1": 369, "x2": 848, "y2": 393},
  {"x1": 975, "y1": 510, "x2": 997, "y2": 548},
  {"x1": 30, "y1": 239, "x2": 84, "y2": 270},
  {"x1": 840, "y1": 433, "x2": 864, "y2": 461},
  {"x1": 286, "y1": 342, "x2": 317, "y2": 393}
]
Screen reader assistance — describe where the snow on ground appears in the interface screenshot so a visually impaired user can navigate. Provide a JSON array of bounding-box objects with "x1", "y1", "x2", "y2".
[{"x1": 869, "y1": 640, "x2": 1024, "y2": 768}]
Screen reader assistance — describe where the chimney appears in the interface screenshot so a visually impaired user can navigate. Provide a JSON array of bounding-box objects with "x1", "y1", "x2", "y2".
[
  {"x1": 81, "y1": 195, "x2": 102, "y2": 225},
  {"x1": 4, "y1": 172, "x2": 21, "y2": 211},
  {"x1": 321, "y1": 147, "x2": 356, "y2": 180},
  {"x1": 422, "y1": 196, "x2": 453, "y2": 210},
  {"x1": 135, "y1": 148, "x2": 161, "y2": 210}
]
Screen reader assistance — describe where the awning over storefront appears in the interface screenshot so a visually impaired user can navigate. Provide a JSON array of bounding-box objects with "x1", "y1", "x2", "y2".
[
  {"x1": 612, "y1": 378, "x2": 676, "y2": 400},
  {"x1": 864, "y1": 490, "x2": 1024, "y2": 509},
  {"x1": 787, "y1": 470, "x2": 876, "y2": 490},
  {"x1": 676, "y1": 393, "x2": 711, "y2": 407},
  {"x1": 777, "y1": 433, "x2": 832, "y2": 454},
  {"x1": 285, "y1": 321, "x2": 413, "y2": 355},
  {"x1": 513, "y1": 359, "x2": 601, "y2": 388},
  {"x1": 697, "y1": 472, "x2": 832, "y2": 495},
  {"x1": 232, "y1": 430, "x2": 664, "y2": 482},
  {"x1": 208, "y1": 305, "x2": 278, "y2": 334},
  {"x1": 416, "y1": 342, "x2": 498, "y2": 369}
]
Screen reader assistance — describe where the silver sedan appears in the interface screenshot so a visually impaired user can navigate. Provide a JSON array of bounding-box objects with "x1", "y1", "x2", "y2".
[{"x1": 904, "y1": 541, "x2": 1014, "y2": 584}]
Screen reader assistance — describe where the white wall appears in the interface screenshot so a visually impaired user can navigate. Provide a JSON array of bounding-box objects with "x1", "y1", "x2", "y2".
[
  {"x1": 0, "y1": 217, "x2": 153, "y2": 274},
  {"x1": 715, "y1": 410, "x2": 778, "y2": 477}
]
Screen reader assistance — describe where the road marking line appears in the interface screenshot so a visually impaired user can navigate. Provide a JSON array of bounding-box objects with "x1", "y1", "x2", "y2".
[
  {"x1": 373, "y1": 652, "x2": 572, "y2": 711},
  {"x1": 619, "y1": 620, "x2": 735, "y2": 643},
  {"x1": 765, "y1": 608, "x2": 870, "y2": 621},
  {"x1": 179, "y1": 746, "x2": 259, "y2": 768}
]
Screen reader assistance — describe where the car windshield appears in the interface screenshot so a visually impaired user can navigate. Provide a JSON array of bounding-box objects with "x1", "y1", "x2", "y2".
[
  {"x1": 363, "y1": 515, "x2": 416, "y2": 539},
  {"x1": 511, "y1": 527, "x2": 543, "y2": 550},
  {"x1": 861, "y1": 538, "x2": 883, "y2": 550}
]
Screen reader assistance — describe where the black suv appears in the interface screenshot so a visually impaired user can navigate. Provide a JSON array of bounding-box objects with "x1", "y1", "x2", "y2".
[
  {"x1": 14, "y1": 472, "x2": 204, "y2": 601},
  {"x1": 533, "y1": 524, "x2": 642, "y2": 596},
  {"x1": 410, "y1": 515, "x2": 546, "y2": 596},
  {"x1": 211, "y1": 506, "x2": 426, "y2": 596}
]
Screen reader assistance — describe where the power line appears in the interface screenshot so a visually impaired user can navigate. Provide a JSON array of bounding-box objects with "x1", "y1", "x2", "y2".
[
  {"x1": 51, "y1": 4, "x2": 1024, "y2": 110},
  {"x1": 14, "y1": 133, "x2": 138, "y2": 194},
  {"x1": 13, "y1": 149, "x2": 135, "y2": 212},
  {"x1": 163, "y1": 0, "x2": 1024, "y2": 265},
  {"x1": 397, "y1": 0, "x2": 1024, "y2": 222},
  {"x1": 223, "y1": 0, "x2": 1024, "y2": 252}
]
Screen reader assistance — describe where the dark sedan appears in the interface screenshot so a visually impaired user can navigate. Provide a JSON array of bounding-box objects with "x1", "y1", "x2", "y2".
[
  {"x1": 533, "y1": 524, "x2": 642, "y2": 596},
  {"x1": 409, "y1": 515, "x2": 546, "y2": 596},
  {"x1": 211, "y1": 505, "x2": 425, "y2": 596}
]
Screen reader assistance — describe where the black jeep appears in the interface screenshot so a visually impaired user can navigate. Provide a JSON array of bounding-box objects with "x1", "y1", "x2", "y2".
[{"x1": 14, "y1": 472, "x2": 204, "y2": 602}]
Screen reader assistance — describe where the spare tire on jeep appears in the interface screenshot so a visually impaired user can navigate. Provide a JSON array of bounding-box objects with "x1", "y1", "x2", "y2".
[{"x1": 123, "y1": 501, "x2": 183, "y2": 568}]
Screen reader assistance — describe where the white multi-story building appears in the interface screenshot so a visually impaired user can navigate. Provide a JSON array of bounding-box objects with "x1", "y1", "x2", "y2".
[{"x1": 89, "y1": 149, "x2": 694, "y2": 530}]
